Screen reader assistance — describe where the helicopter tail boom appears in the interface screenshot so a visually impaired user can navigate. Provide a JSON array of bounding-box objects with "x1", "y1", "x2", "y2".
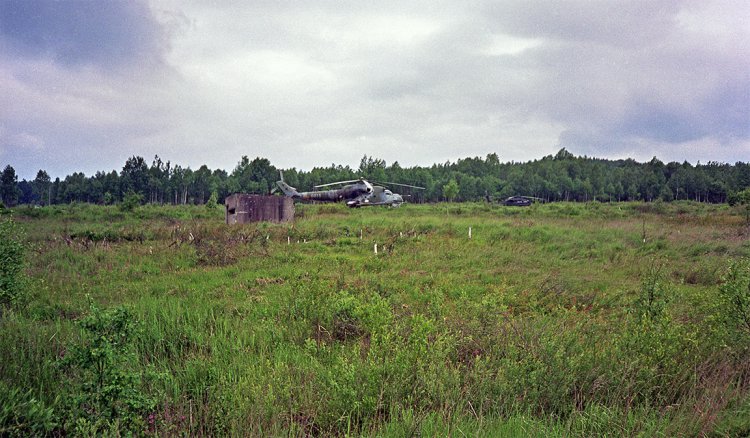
[{"x1": 276, "y1": 171, "x2": 301, "y2": 198}]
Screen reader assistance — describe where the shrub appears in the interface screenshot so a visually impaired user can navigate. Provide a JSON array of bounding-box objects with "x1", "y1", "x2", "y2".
[
  {"x1": 60, "y1": 302, "x2": 156, "y2": 433},
  {"x1": 0, "y1": 217, "x2": 26, "y2": 307},
  {"x1": 718, "y1": 259, "x2": 750, "y2": 353},
  {"x1": 633, "y1": 262, "x2": 671, "y2": 323},
  {"x1": 206, "y1": 190, "x2": 219, "y2": 209},
  {"x1": 119, "y1": 191, "x2": 144, "y2": 212}
]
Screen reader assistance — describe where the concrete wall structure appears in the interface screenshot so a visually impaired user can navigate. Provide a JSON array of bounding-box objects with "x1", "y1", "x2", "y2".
[{"x1": 225, "y1": 194, "x2": 294, "y2": 224}]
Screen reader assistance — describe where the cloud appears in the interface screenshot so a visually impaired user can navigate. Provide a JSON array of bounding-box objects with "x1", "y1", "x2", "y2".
[
  {"x1": 483, "y1": 1, "x2": 750, "y2": 161},
  {"x1": 0, "y1": 0, "x2": 169, "y2": 69},
  {"x1": 484, "y1": 0, "x2": 687, "y2": 47},
  {"x1": 0, "y1": 0, "x2": 181, "y2": 177},
  {"x1": 1, "y1": 0, "x2": 748, "y2": 179}
]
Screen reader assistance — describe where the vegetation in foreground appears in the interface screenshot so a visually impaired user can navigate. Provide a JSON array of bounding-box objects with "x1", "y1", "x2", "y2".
[{"x1": 1, "y1": 201, "x2": 750, "y2": 436}]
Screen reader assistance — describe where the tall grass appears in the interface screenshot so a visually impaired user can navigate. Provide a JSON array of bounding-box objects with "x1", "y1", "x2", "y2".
[{"x1": 2, "y1": 202, "x2": 749, "y2": 435}]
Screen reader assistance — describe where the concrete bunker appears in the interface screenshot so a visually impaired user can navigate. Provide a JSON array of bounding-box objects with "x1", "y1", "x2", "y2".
[{"x1": 225, "y1": 194, "x2": 294, "y2": 224}]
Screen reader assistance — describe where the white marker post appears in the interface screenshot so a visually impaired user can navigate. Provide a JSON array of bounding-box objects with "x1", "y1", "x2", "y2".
[
  {"x1": 374, "y1": 243, "x2": 378, "y2": 254},
  {"x1": 469, "y1": 227, "x2": 472, "y2": 239}
]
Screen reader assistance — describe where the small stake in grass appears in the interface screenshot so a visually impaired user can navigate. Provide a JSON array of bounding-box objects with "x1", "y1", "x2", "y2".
[
  {"x1": 469, "y1": 227, "x2": 472, "y2": 239},
  {"x1": 374, "y1": 243, "x2": 378, "y2": 254},
  {"x1": 360, "y1": 229, "x2": 363, "y2": 239},
  {"x1": 287, "y1": 236, "x2": 290, "y2": 245}
]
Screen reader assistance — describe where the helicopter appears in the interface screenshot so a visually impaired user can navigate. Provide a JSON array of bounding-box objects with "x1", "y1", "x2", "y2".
[
  {"x1": 276, "y1": 172, "x2": 424, "y2": 208},
  {"x1": 500, "y1": 195, "x2": 546, "y2": 206}
]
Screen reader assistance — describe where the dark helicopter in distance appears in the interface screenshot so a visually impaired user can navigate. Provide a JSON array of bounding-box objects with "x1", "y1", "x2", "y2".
[
  {"x1": 276, "y1": 172, "x2": 424, "y2": 208},
  {"x1": 501, "y1": 196, "x2": 545, "y2": 206}
]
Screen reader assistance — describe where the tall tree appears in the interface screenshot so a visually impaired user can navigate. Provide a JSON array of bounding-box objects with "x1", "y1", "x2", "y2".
[
  {"x1": 443, "y1": 178, "x2": 459, "y2": 202},
  {"x1": 231, "y1": 156, "x2": 277, "y2": 194},
  {"x1": 101, "y1": 171, "x2": 120, "y2": 204},
  {"x1": 0, "y1": 165, "x2": 19, "y2": 207},
  {"x1": 51, "y1": 178, "x2": 62, "y2": 204},
  {"x1": 148, "y1": 155, "x2": 168, "y2": 204},
  {"x1": 88, "y1": 172, "x2": 105, "y2": 204},
  {"x1": 62, "y1": 172, "x2": 88, "y2": 203},
  {"x1": 32, "y1": 170, "x2": 51, "y2": 205},
  {"x1": 212, "y1": 168, "x2": 229, "y2": 201},
  {"x1": 18, "y1": 180, "x2": 34, "y2": 204},
  {"x1": 192, "y1": 165, "x2": 213, "y2": 204},
  {"x1": 120, "y1": 156, "x2": 149, "y2": 198},
  {"x1": 358, "y1": 155, "x2": 386, "y2": 182}
]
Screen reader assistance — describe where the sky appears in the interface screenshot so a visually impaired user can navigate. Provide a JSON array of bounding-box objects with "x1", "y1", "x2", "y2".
[{"x1": 1, "y1": 0, "x2": 748, "y2": 180}]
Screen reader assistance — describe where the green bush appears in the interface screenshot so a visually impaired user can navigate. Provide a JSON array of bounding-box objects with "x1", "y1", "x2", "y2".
[
  {"x1": 718, "y1": 259, "x2": 750, "y2": 353},
  {"x1": 60, "y1": 302, "x2": 157, "y2": 433},
  {"x1": 119, "y1": 191, "x2": 144, "y2": 212},
  {"x1": 0, "y1": 217, "x2": 26, "y2": 307},
  {"x1": 633, "y1": 262, "x2": 671, "y2": 323},
  {"x1": 206, "y1": 190, "x2": 219, "y2": 209}
]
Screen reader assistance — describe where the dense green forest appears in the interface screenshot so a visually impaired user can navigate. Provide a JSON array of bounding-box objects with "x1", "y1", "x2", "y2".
[{"x1": 2, "y1": 149, "x2": 750, "y2": 207}]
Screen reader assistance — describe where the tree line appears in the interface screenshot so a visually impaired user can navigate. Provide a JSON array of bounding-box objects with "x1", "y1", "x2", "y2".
[{"x1": 1, "y1": 149, "x2": 749, "y2": 207}]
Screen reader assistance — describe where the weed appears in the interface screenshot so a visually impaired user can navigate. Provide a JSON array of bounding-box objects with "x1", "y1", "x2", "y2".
[{"x1": 0, "y1": 381, "x2": 57, "y2": 436}]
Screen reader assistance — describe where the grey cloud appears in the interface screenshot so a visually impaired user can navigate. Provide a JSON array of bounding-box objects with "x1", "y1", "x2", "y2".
[
  {"x1": 476, "y1": 1, "x2": 750, "y2": 159},
  {"x1": 2, "y1": 0, "x2": 748, "y2": 179},
  {"x1": 484, "y1": 0, "x2": 687, "y2": 46},
  {"x1": 0, "y1": 0, "x2": 179, "y2": 178},
  {"x1": 0, "y1": 0, "x2": 168, "y2": 69}
]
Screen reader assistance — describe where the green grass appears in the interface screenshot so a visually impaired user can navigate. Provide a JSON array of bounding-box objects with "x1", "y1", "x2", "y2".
[{"x1": 2, "y1": 201, "x2": 750, "y2": 436}]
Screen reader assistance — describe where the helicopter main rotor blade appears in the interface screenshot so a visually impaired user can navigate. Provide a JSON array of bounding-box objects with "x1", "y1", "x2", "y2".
[
  {"x1": 314, "y1": 179, "x2": 364, "y2": 189},
  {"x1": 372, "y1": 181, "x2": 426, "y2": 190}
]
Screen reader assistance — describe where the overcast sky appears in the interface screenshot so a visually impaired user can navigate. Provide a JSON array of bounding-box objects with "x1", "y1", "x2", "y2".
[{"x1": 1, "y1": 0, "x2": 748, "y2": 180}]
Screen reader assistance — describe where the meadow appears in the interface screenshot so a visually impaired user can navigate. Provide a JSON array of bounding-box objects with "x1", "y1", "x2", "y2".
[{"x1": 1, "y1": 201, "x2": 749, "y2": 436}]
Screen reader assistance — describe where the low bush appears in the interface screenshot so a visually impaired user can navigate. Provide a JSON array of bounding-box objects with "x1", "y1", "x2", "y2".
[
  {"x1": 0, "y1": 217, "x2": 26, "y2": 307},
  {"x1": 718, "y1": 259, "x2": 750, "y2": 353},
  {"x1": 119, "y1": 191, "x2": 144, "y2": 212},
  {"x1": 59, "y1": 301, "x2": 158, "y2": 434}
]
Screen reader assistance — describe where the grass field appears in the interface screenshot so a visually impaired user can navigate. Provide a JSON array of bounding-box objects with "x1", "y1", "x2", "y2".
[{"x1": 2, "y1": 201, "x2": 750, "y2": 436}]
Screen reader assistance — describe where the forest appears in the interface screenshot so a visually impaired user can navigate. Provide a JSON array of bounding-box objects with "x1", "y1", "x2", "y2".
[{"x1": 2, "y1": 148, "x2": 750, "y2": 207}]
